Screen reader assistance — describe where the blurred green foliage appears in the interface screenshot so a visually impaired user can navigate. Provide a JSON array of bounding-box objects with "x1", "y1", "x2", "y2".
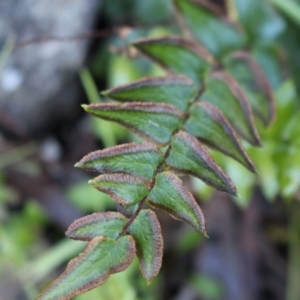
[{"x1": 2, "y1": 0, "x2": 300, "y2": 299}]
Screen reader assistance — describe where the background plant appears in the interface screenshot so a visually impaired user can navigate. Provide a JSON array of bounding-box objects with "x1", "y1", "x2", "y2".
[
  {"x1": 2, "y1": 0, "x2": 300, "y2": 300},
  {"x1": 35, "y1": 0, "x2": 291, "y2": 299}
]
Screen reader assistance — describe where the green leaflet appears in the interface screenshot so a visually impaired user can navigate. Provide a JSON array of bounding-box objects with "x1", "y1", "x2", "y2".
[
  {"x1": 173, "y1": 0, "x2": 245, "y2": 57},
  {"x1": 36, "y1": 0, "x2": 279, "y2": 297},
  {"x1": 252, "y1": 44, "x2": 283, "y2": 90},
  {"x1": 148, "y1": 172, "x2": 206, "y2": 234},
  {"x1": 75, "y1": 143, "x2": 163, "y2": 180},
  {"x1": 235, "y1": 0, "x2": 285, "y2": 42},
  {"x1": 89, "y1": 174, "x2": 150, "y2": 205},
  {"x1": 82, "y1": 102, "x2": 182, "y2": 145},
  {"x1": 224, "y1": 51, "x2": 276, "y2": 125},
  {"x1": 65, "y1": 212, "x2": 127, "y2": 241},
  {"x1": 37, "y1": 236, "x2": 135, "y2": 300},
  {"x1": 166, "y1": 131, "x2": 237, "y2": 195},
  {"x1": 133, "y1": 36, "x2": 213, "y2": 84},
  {"x1": 184, "y1": 102, "x2": 256, "y2": 172},
  {"x1": 202, "y1": 71, "x2": 261, "y2": 145},
  {"x1": 128, "y1": 210, "x2": 163, "y2": 283},
  {"x1": 102, "y1": 75, "x2": 198, "y2": 112}
]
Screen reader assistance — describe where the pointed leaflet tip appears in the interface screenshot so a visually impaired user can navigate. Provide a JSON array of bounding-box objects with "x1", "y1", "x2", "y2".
[
  {"x1": 81, "y1": 102, "x2": 182, "y2": 145},
  {"x1": 88, "y1": 179, "x2": 94, "y2": 185},
  {"x1": 100, "y1": 90, "x2": 108, "y2": 97},
  {"x1": 148, "y1": 172, "x2": 206, "y2": 234},
  {"x1": 128, "y1": 210, "x2": 163, "y2": 282},
  {"x1": 166, "y1": 131, "x2": 237, "y2": 195},
  {"x1": 203, "y1": 71, "x2": 261, "y2": 146},
  {"x1": 226, "y1": 51, "x2": 276, "y2": 126},
  {"x1": 74, "y1": 162, "x2": 83, "y2": 168},
  {"x1": 184, "y1": 102, "x2": 257, "y2": 173}
]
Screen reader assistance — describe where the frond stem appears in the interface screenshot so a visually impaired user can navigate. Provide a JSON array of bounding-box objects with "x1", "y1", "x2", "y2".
[{"x1": 118, "y1": 83, "x2": 205, "y2": 237}]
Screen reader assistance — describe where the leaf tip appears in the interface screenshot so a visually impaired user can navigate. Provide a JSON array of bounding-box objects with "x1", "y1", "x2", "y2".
[
  {"x1": 204, "y1": 231, "x2": 209, "y2": 238},
  {"x1": 88, "y1": 178, "x2": 96, "y2": 185},
  {"x1": 100, "y1": 90, "x2": 108, "y2": 97},
  {"x1": 232, "y1": 187, "x2": 238, "y2": 197},
  {"x1": 74, "y1": 162, "x2": 83, "y2": 168},
  {"x1": 81, "y1": 104, "x2": 89, "y2": 112},
  {"x1": 252, "y1": 166, "x2": 258, "y2": 174},
  {"x1": 146, "y1": 280, "x2": 152, "y2": 286}
]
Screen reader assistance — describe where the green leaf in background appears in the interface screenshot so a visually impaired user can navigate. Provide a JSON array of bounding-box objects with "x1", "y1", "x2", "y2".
[
  {"x1": 108, "y1": 53, "x2": 143, "y2": 87},
  {"x1": 75, "y1": 143, "x2": 163, "y2": 180},
  {"x1": 67, "y1": 182, "x2": 113, "y2": 212},
  {"x1": 267, "y1": 80, "x2": 298, "y2": 140},
  {"x1": 189, "y1": 274, "x2": 223, "y2": 299},
  {"x1": 66, "y1": 212, "x2": 127, "y2": 241},
  {"x1": 89, "y1": 174, "x2": 150, "y2": 205},
  {"x1": 173, "y1": 0, "x2": 245, "y2": 57},
  {"x1": 269, "y1": 0, "x2": 300, "y2": 28},
  {"x1": 80, "y1": 67, "x2": 125, "y2": 147},
  {"x1": 102, "y1": 75, "x2": 197, "y2": 112},
  {"x1": 82, "y1": 102, "x2": 182, "y2": 145},
  {"x1": 224, "y1": 51, "x2": 276, "y2": 126},
  {"x1": 22, "y1": 239, "x2": 86, "y2": 290},
  {"x1": 133, "y1": 36, "x2": 214, "y2": 84},
  {"x1": 128, "y1": 210, "x2": 163, "y2": 283},
  {"x1": 225, "y1": 159, "x2": 256, "y2": 207},
  {"x1": 274, "y1": 144, "x2": 300, "y2": 200},
  {"x1": 249, "y1": 142, "x2": 279, "y2": 201},
  {"x1": 148, "y1": 172, "x2": 206, "y2": 234},
  {"x1": 37, "y1": 236, "x2": 136, "y2": 300},
  {"x1": 202, "y1": 71, "x2": 261, "y2": 145},
  {"x1": 252, "y1": 44, "x2": 283, "y2": 90},
  {"x1": 184, "y1": 102, "x2": 256, "y2": 172},
  {"x1": 235, "y1": 0, "x2": 285, "y2": 42},
  {"x1": 166, "y1": 131, "x2": 237, "y2": 195}
]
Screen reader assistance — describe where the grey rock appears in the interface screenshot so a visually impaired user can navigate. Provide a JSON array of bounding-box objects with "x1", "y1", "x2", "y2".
[{"x1": 0, "y1": 0, "x2": 99, "y2": 136}]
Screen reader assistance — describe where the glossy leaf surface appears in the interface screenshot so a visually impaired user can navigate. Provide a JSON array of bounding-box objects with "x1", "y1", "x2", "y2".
[
  {"x1": 89, "y1": 174, "x2": 150, "y2": 205},
  {"x1": 174, "y1": 0, "x2": 245, "y2": 57},
  {"x1": 184, "y1": 102, "x2": 256, "y2": 172},
  {"x1": 37, "y1": 236, "x2": 135, "y2": 300},
  {"x1": 82, "y1": 102, "x2": 182, "y2": 145},
  {"x1": 75, "y1": 143, "x2": 163, "y2": 180},
  {"x1": 235, "y1": 0, "x2": 285, "y2": 42},
  {"x1": 66, "y1": 212, "x2": 127, "y2": 241},
  {"x1": 102, "y1": 75, "x2": 197, "y2": 112},
  {"x1": 202, "y1": 71, "x2": 261, "y2": 145},
  {"x1": 148, "y1": 172, "x2": 206, "y2": 234},
  {"x1": 133, "y1": 36, "x2": 213, "y2": 83},
  {"x1": 166, "y1": 131, "x2": 237, "y2": 195},
  {"x1": 128, "y1": 210, "x2": 163, "y2": 283}
]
